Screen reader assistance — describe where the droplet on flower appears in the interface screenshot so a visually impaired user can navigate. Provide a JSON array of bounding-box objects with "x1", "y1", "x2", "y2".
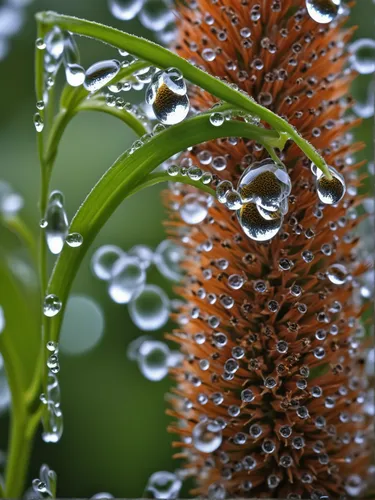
[
  {"x1": 145, "y1": 68, "x2": 190, "y2": 125},
  {"x1": 108, "y1": 0, "x2": 145, "y2": 21},
  {"x1": 45, "y1": 190, "x2": 69, "y2": 255},
  {"x1": 84, "y1": 59, "x2": 121, "y2": 92},
  {"x1": 154, "y1": 240, "x2": 184, "y2": 281},
  {"x1": 316, "y1": 167, "x2": 346, "y2": 205},
  {"x1": 138, "y1": 340, "x2": 170, "y2": 381},
  {"x1": 349, "y1": 38, "x2": 375, "y2": 75},
  {"x1": 108, "y1": 256, "x2": 145, "y2": 304},
  {"x1": 238, "y1": 159, "x2": 291, "y2": 212},
  {"x1": 66, "y1": 232, "x2": 83, "y2": 248},
  {"x1": 43, "y1": 294, "x2": 62, "y2": 318},
  {"x1": 91, "y1": 245, "x2": 124, "y2": 280},
  {"x1": 192, "y1": 419, "x2": 222, "y2": 453},
  {"x1": 327, "y1": 263, "x2": 348, "y2": 285},
  {"x1": 129, "y1": 284, "x2": 169, "y2": 331},
  {"x1": 180, "y1": 193, "x2": 209, "y2": 224},
  {"x1": 237, "y1": 202, "x2": 283, "y2": 241},
  {"x1": 145, "y1": 471, "x2": 182, "y2": 499},
  {"x1": 305, "y1": 0, "x2": 341, "y2": 24}
]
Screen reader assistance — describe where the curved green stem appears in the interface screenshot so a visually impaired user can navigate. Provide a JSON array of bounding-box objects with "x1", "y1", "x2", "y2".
[
  {"x1": 35, "y1": 11, "x2": 331, "y2": 179},
  {"x1": 1, "y1": 216, "x2": 38, "y2": 265}
]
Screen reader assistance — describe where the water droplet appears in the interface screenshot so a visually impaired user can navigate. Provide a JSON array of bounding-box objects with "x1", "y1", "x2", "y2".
[
  {"x1": 327, "y1": 263, "x2": 348, "y2": 285},
  {"x1": 154, "y1": 240, "x2": 184, "y2": 281},
  {"x1": 345, "y1": 475, "x2": 364, "y2": 497},
  {"x1": 84, "y1": 60, "x2": 121, "y2": 93},
  {"x1": 209, "y1": 112, "x2": 224, "y2": 127},
  {"x1": 216, "y1": 180, "x2": 233, "y2": 203},
  {"x1": 41, "y1": 402, "x2": 63, "y2": 443},
  {"x1": 212, "y1": 155, "x2": 227, "y2": 171},
  {"x1": 33, "y1": 112, "x2": 44, "y2": 132},
  {"x1": 36, "y1": 38, "x2": 46, "y2": 50},
  {"x1": 108, "y1": 256, "x2": 145, "y2": 304},
  {"x1": 225, "y1": 189, "x2": 242, "y2": 210},
  {"x1": 43, "y1": 294, "x2": 62, "y2": 318},
  {"x1": 108, "y1": 0, "x2": 145, "y2": 21},
  {"x1": 349, "y1": 38, "x2": 375, "y2": 75},
  {"x1": 238, "y1": 202, "x2": 283, "y2": 241},
  {"x1": 187, "y1": 166, "x2": 203, "y2": 181},
  {"x1": 180, "y1": 193, "x2": 209, "y2": 224},
  {"x1": 66, "y1": 232, "x2": 83, "y2": 248},
  {"x1": 45, "y1": 190, "x2": 68, "y2": 255},
  {"x1": 138, "y1": 340, "x2": 170, "y2": 381},
  {"x1": 91, "y1": 245, "x2": 124, "y2": 280},
  {"x1": 228, "y1": 274, "x2": 244, "y2": 290},
  {"x1": 65, "y1": 63, "x2": 85, "y2": 87},
  {"x1": 129, "y1": 284, "x2": 169, "y2": 331},
  {"x1": 128, "y1": 244, "x2": 153, "y2": 269},
  {"x1": 0, "y1": 306, "x2": 4, "y2": 334},
  {"x1": 202, "y1": 48, "x2": 216, "y2": 62},
  {"x1": 146, "y1": 68, "x2": 189, "y2": 125},
  {"x1": 90, "y1": 494, "x2": 114, "y2": 500},
  {"x1": 44, "y1": 26, "x2": 64, "y2": 73},
  {"x1": 192, "y1": 419, "x2": 222, "y2": 453},
  {"x1": 316, "y1": 167, "x2": 346, "y2": 205},
  {"x1": 145, "y1": 471, "x2": 182, "y2": 499},
  {"x1": 139, "y1": 0, "x2": 175, "y2": 31},
  {"x1": 305, "y1": 0, "x2": 340, "y2": 24}
]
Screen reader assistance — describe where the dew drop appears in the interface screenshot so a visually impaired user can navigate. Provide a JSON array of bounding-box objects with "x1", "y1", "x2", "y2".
[
  {"x1": 180, "y1": 193, "x2": 208, "y2": 224},
  {"x1": 305, "y1": 0, "x2": 340, "y2": 24},
  {"x1": 129, "y1": 284, "x2": 169, "y2": 331},
  {"x1": 202, "y1": 48, "x2": 216, "y2": 62},
  {"x1": 84, "y1": 60, "x2": 121, "y2": 93},
  {"x1": 209, "y1": 112, "x2": 224, "y2": 127},
  {"x1": 192, "y1": 420, "x2": 222, "y2": 453},
  {"x1": 108, "y1": 0, "x2": 145, "y2": 21},
  {"x1": 327, "y1": 263, "x2": 348, "y2": 285},
  {"x1": 66, "y1": 232, "x2": 83, "y2": 248},
  {"x1": 146, "y1": 68, "x2": 189, "y2": 125},
  {"x1": 35, "y1": 37, "x2": 46, "y2": 50},
  {"x1": 65, "y1": 63, "x2": 85, "y2": 87},
  {"x1": 139, "y1": 0, "x2": 174, "y2": 31},
  {"x1": 228, "y1": 274, "x2": 244, "y2": 290},
  {"x1": 238, "y1": 202, "x2": 283, "y2": 241},
  {"x1": 154, "y1": 240, "x2": 184, "y2": 281},
  {"x1": 91, "y1": 245, "x2": 123, "y2": 281},
  {"x1": 33, "y1": 112, "x2": 44, "y2": 133},
  {"x1": 145, "y1": 471, "x2": 182, "y2": 499},
  {"x1": 44, "y1": 26, "x2": 64, "y2": 72},
  {"x1": 41, "y1": 403, "x2": 63, "y2": 443},
  {"x1": 108, "y1": 256, "x2": 145, "y2": 304},
  {"x1": 216, "y1": 180, "x2": 233, "y2": 203},
  {"x1": 45, "y1": 190, "x2": 68, "y2": 255},
  {"x1": 43, "y1": 294, "x2": 62, "y2": 318},
  {"x1": 316, "y1": 167, "x2": 346, "y2": 205},
  {"x1": 138, "y1": 340, "x2": 170, "y2": 381},
  {"x1": 128, "y1": 244, "x2": 154, "y2": 269},
  {"x1": 349, "y1": 38, "x2": 375, "y2": 75}
]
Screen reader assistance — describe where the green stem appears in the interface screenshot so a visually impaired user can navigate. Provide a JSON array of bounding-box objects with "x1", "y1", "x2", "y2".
[
  {"x1": 1, "y1": 216, "x2": 38, "y2": 264},
  {"x1": 35, "y1": 11, "x2": 331, "y2": 179}
]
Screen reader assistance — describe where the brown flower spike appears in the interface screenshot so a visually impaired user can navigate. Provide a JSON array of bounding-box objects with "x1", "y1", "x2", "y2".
[{"x1": 164, "y1": 0, "x2": 373, "y2": 499}]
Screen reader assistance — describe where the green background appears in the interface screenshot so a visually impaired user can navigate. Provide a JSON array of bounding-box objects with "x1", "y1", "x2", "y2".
[{"x1": 0, "y1": 0, "x2": 373, "y2": 497}]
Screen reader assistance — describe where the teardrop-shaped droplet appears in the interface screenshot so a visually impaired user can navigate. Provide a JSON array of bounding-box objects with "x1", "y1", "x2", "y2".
[
  {"x1": 237, "y1": 202, "x2": 283, "y2": 241},
  {"x1": 316, "y1": 167, "x2": 346, "y2": 205},
  {"x1": 349, "y1": 38, "x2": 375, "y2": 75},
  {"x1": 138, "y1": 340, "x2": 170, "y2": 381},
  {"x1": 139, "y1": 0, "x2": 175, "y2": 31},
  {"x1": 41, "y1": 403, "x2": 63, "y2": 443},
  {"x1": 145, "y1": 471, "x2": 182, "y2": 499},
  {"x1": 108, "y1": 0, "x2": 145, "y2": 20},
  {"x1": 44, "y1": 26, "x2": 64, "y2": 72},
  {"x1": 108, "y1": 256, "x2": 145, "y2": 304},
  {"x1": 305, "y1": 0, "x2": 341, "y2": 24},
  {"x1": 192, "y1": 420, "x2": 222, "y2": 453},
  {"x1": 84, "y1": 60, "x2": 121, "y2": 93},
  {"x1": 129, "y1": 284, "x2": 169, "y2": 331},
  {"x1": 65, "y1": 63, "x2": 85, "y2": 87},
  {"x1": 43, "y1": 294, "x2": 62, "y2": 317},
  {"x1": 91, "y1": 245, "x2": 124, "y2": 281},
  {"x1": 62, "y1": 31, "x2": 80, "y2": 66},
  {"x1": 45, "y1": 190, "x2": 69, "y2": 255},
  {"x1": 66, "y1": 232, "x2": 83, "y2": 248},
  {"x1": 33, "y1": 112, "x2": 44, "y2": 133},
  {"x1": 154, "y1": 240, "x2": 184, "y2": 281},
  {"x1": 146, "y1": 68, "x2": 189, "y2": 125}
]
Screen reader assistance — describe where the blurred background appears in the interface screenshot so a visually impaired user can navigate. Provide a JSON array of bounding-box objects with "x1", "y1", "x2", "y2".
[{"x1": 0, "y1": 0, "x2": 373, "y2": 497}]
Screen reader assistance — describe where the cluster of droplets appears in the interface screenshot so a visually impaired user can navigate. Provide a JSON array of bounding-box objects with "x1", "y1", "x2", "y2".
[
  {"x1": 91, "y1": 240, "x2": 183, "y2": 331},
  {"x1": 0, "y1": 0, "x2": 34, "y2": 63},
  {"x1": 31, "y1": 464, "x2": 57, "y2": 499},
  {"x1": 40, "y1": 341, "x2": 63, "y2": 443},
  {"x1": 0, "y1": 180, "x2": 23, "y2": 218},
  {"x1": 108, "y1": 0, "x2": 176, "y2": 45}
]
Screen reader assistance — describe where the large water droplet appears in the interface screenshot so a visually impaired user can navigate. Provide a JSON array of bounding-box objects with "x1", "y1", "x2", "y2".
[
  {"x1": 43, "y1": 294, "x2": 62, "y2": 318},
  {"x1": 84, "y1": 60, "x2": 121, "y2": 93},
  {"x1": 305, "y1": 0, "x2": 341, "y2": 24},
  {"x1": 108, "y1": 0, "x2": 145, "y2": 20},
  {"x1": 91, "y1": 245, "x2": 124, "y2": 280},
  {"x1": 237, "y1": 202, "x2": 283, "y2": 241},
  {"x1": 316, "y1": 167, "x2": 346, "y2": 205},
  {"x1": 349, "y1": 38, "x2": 375, "y2": 75},
  {"x1": 129, "y1": 284, "x2": 169, "y2": 331},
  {"x1": 138, "y1": 340, "x2": 170, "y2": 381},
  {"x1": 44, "y1": 26, "x2": 64, "y2": 73},
  {"x1": 192, "y1": 419, "x2": 222, "y2": 453},
  {"x1": 146, "y1": 68, "x2": 189, "y2": 125},
  {"x1": 108, "y1": 256, "x2": 145, "y2": 304},
  {"x1": 139, "y1": 0, "x2": 175, "y2": 31},
  {"x1": 45, "y1": 190, "x2": 69, "y2": 255},
  {"x1": 180, "y1": 193, "x2": 209, "y2": 224},
  {"x1": 238, "y1": 159, "x2": 291, "y2": 212},
  {"x1": 66, "y1": 232, "x2": 83, "y2": 248},
  {"x1": 65, "y1": 63, "x2": 85, "y2": 87},
  {"x1": 145, "y1": 471, "x2": 182, "y2": 499},
  {"x1": 154, "y1": 240, "x2": 184, "y2": 281},
  {"x1": 60, "y1": 295, "x2": 104, "y2": 355},
  {"x1": 41, "y1": 403, "x2": 63, "y2": 443}
]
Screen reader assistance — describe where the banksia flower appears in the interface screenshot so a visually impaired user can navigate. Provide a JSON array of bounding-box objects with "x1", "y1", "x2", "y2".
[{"x1": 165, "y1": 1, "x2": 373, "y2": 498}]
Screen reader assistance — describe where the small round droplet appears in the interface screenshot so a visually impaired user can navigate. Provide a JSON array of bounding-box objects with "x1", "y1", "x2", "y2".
[
  {"x1": 349, "y1": 38, "x2": 375, "y2": 75},
  {"x1": 129, "y1": 284, "x2": 169, "y2": 331},
  {"x1": 108, "y1": 256, "x2": 145, "y2": 304},
  {"x1": 154, "y1": 240, "x2": 184, "y2": 281},
  {"x1": 145, "y1": 471, "x2": 182, "y2": 499},
  {"x1": 180, "y1": 194, "x2": 208, "y2": 224},
  {"x1": 316, "y1": 167, "x2": 346, "y2": 205},
  {"x1": 108, "y1": 0, "x2": 145, "y2": 21},
  {"x1": 192, "y1": 420, "x2": 222, "y2": 453},
  {"x1": 43, "y1": 294, "x2": 62, "y2": 318},
  {"x1": 209, "y1": 112, "x2": 224, "y2": 127},
  {"x1": 138, "y1": 340, "x2": 170, "y2": 381},
  {"x1": 84, "y1": 60, "x2": 121, "y2": 93},
  {"x1": 228, "y1": 274, "x2": 244, "y2": 290},
  {"x1": 91, "y1": 245, "x2": 123, "y2": 281},
  {"x1": 327, "y1": 263, "x2": 348, "y2": 285},
  {"x1": 35, "y1": 38, "x2": 46, "y2": 50},
  {"x1": 66, "y1": 232, "x2": 83, "y2": 248},
  {"x1": 305, "y1": 0, "x2": 340, "y2": 24}
]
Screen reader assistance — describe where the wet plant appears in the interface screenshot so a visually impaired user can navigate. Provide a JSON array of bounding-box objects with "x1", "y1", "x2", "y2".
[{"x1": 0, "y1": 0, "x2": 373, "y2": 498}]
